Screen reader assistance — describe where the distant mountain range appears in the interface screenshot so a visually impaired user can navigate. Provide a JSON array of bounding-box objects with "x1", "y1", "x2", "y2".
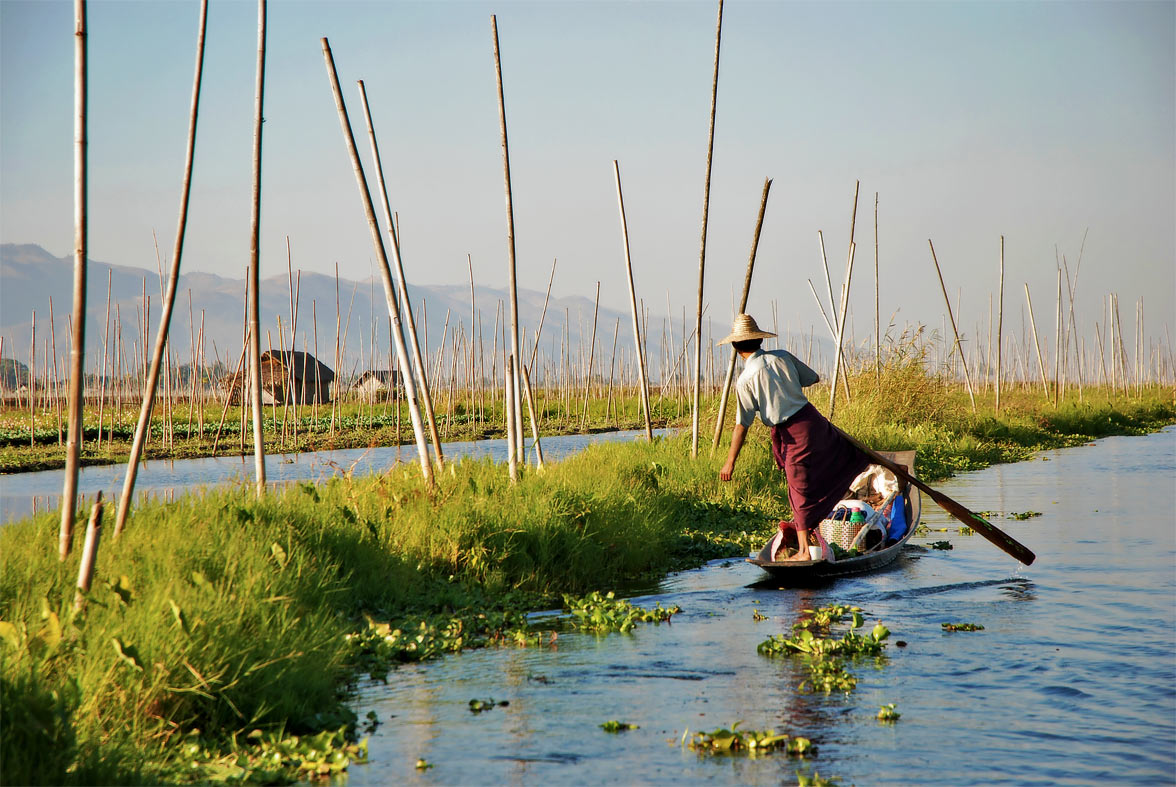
[{"x1": 0, "y1": 243, "x2": 689, "y2": 382}]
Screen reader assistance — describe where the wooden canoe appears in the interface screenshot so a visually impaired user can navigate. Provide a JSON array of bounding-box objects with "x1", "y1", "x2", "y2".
[{"x1": 747, "y1": 450, "x2": 922, "y2": 582}]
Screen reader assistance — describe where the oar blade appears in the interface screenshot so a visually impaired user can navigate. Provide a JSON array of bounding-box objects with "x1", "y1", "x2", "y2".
[{"x1": 927, "y1": 488, "x2": 1036, "y2": 565}]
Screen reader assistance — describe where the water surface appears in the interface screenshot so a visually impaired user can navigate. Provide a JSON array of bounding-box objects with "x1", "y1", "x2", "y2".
[
  {"x1": 0, "y1": 430, "x2": 667, "y2": 525},
  {"x1": 346, "y1": 428, "x2": 1176, "y2": 785}
]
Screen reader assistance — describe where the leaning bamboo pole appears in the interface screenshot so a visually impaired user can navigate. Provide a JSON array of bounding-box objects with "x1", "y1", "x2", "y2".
[
  {"x1": 246, "y1": 0, "x2": 268, "y2": 498},
  {"x1": 520, "y1": 363, "x2": 544, "y2": 468},
  {"x1": 612, "y1": 160, "x2": 654, "y2": 441},
  {"x1": 1024, "y1": 283, "x2": 1050, "y2": 395},
  {"x1": 355, "y1": 79, "x2": 444, "y2": 468},
  {"x1": 321, "y1": 36, "x2": 433, "y2": 486},
  {"x1": 491, "y1": 16, "x2": 525, "y2": 466},
  {"x1": 827, "y1": 242, "x2": 856, "y2": 420},
  {"x1": 691, "y1": 0, "x2": 723, "y2": 458},
  {"x1": 711, "y1": 177, "x2": 772, "y2": 448},
  {"x1": 928, "y1": 239, "x2": 976, "y2": 412},
  {"x1": 113, "y1": 0, "x2": 207, "y2": 538},
  {"x1": 59, "y1": 0, "x2": 89, "y2": 560},
  {"x1": 73, "y1": 491, "x2": 103, "y2": 613}
]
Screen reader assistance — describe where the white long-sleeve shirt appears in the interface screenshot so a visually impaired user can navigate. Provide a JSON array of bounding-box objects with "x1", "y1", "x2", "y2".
[{"x1": 734, "y1": 349, "x2": 820, "y2": 428}]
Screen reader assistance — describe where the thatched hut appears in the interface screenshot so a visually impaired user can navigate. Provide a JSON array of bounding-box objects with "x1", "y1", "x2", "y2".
[
  {"x1": 353, "y1": 369, "x2": 399, "y2": 400},
  {"x1": 219, "y1": 351, "x2": 333, "y2": 404}
]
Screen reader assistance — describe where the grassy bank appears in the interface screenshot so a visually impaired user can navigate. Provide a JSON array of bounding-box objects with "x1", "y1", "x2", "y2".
[{"x1": 2, "y1": 369, "x2": 1172, "y2": 784}]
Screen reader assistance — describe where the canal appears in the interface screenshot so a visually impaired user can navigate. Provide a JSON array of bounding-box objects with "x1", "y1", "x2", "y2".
[{"x1": 343, "y1": 427, "x2": 1175, "y2": 785}]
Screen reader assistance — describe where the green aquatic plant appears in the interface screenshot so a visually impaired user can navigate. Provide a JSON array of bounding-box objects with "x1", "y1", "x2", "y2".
[
  {"x1": 599, "y1": 720, "x2": 639, "y2": 732},
  {"x1": 468, "y1": 698, "x2": 509, "y2": 713},
  {"x1": 876, "y1": 703, "x2": 901, "y2": 722},
  {"x1": 1008, "y1": 511, "x2": 1042, "y2": 520},
  {"x1": 681, "y1": 722, "x2": 812, "y2": 757},
  {"x1": 928, "y1": 541, "x2": 954, "y2": 550},
  {"x1": 415, "y1": 758, "x2": 434, "y2": 770},
  {"x1": 941, "y1": 622, "x2": 985, "y2": 632},
  {"x1": 561, "y1": 591, "x2": 680, "y2": 634},
  {"x1": 753, "y1": 608, "x2": 768, "y2": 622},
  {"x1": 178, "y1": 726, "x2": 368, "y2": 782},
  {"x1": 759, "y1": 606, "x2": 890, "y2": 695},
  {"x1": 797, "y1": 769, "x2": 841, "y2": 786}
]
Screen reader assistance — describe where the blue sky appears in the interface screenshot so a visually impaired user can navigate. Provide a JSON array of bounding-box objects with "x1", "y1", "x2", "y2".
[{"x1": 2, "y1": 0, "x2": 1173, "y2": 348}]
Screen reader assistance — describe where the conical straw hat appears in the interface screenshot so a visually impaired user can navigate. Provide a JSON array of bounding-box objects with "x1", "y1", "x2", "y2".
[{"x1": 717, "y1": 313, "x2": 776, "y2": 345}]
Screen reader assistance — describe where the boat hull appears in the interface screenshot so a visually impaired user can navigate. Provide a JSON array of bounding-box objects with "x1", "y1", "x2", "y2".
[{"x1": 747, "y1": 450, "x2": 921, "y2": 583}]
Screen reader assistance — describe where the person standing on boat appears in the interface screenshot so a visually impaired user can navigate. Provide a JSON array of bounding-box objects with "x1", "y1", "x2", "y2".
[{"x1": 717, "y1": 314, "x2": 869, "y2": 562}]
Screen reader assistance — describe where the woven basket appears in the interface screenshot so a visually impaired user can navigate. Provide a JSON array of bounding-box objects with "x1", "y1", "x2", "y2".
[{"x1": 819, "y1": 518, "x2": 865, "y2": 550}]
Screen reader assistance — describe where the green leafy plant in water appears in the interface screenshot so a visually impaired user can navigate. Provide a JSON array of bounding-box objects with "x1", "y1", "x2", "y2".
[
  {"x1": 468, "y1": 698, "x2": 508, "y2": 713},
  {"x1": 561, "y1": 591, "x2": 680, "y2": 634},
  {"x1": 600, "y1": 720, "x2": 639, "y2": 732},
  {"x1": 928, "y1": 540, "x2": 954, "y2": 550},
  {"x1": 179, "y1": 726, "x2": 367, "y2": 782},
  {"x1": 681, "y1": 722, "x2": 812, "y2": 757},
  {"x1": 1008, "y1": 511, "x2": 1042, "y2": 520},
  {"x1": 797, "y1": 770, "x2": 841, "y2": 786},
  {"x1": 941, "y1": 622, "x2": 984, "y2": 631},
  {"x1": 758, "y1": 605, "x2": 890, "y2": 695},
  {"x1": 415, "y1": 758, "x2": 434, "y2": 770},
  {"x1": 877, "y1": 703, "x2": 901, "y2": 722}
]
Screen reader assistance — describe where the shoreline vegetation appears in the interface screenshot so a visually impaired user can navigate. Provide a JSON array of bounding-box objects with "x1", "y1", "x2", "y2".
[{"x1": 1, "y1": 367, "x2": 1173, "y2": 784}]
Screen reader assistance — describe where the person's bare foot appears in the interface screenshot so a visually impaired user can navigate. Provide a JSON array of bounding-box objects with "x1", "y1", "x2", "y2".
[{"x1": 784, "y1": 549, "x2": 813, "y2": 562}]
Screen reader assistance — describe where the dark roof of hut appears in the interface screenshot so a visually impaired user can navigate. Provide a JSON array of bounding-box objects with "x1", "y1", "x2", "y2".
[{"x1": 259, "y1": 350, "x2": 335, "y2": 383}]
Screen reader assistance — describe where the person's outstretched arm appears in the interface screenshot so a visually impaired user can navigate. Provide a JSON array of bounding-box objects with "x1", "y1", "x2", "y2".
[{"x1": 720, "y1": 423, "x2": 747, "y2": 481}]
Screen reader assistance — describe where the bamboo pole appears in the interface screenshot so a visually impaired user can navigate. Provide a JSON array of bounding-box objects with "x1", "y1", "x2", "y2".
[
  {"x1": 113, "y1": 0, "x2": 207, "y2": 538},
  {"x1": 874, "y1": 192, "x2": 880, "y2": 382},
  {"x1": 30, "y1": 314, "x2": 36, "y2": 447},
  {"x1": 356, "y1": 80, "x2": 444, "y2": 468},
  {"x1": 711, "y1": 177, "x2": 772, "y2": 448},
  {"x1": 690, "y1": 0, "x2": 723, "y2": 458},
  {"x1": 520, "y1": 363, "x2": 544, "y2": 468},
  {"x1": 995, "y1": 236, "x2": 1004, "y2": 413},
  {"x1": 580, "y1": 281, "x2": 600, "y2": 427},
  {"x1": 928, "y1": 239, "x2": 976, "y2": 412},
  {"x1": 605, "y1": 317, "x2": 620, "y2": 426},
  {"x1": 321, "y1": 37, "x2": 433, "y2": 486},
  {"x1": 73, "y1": 491, "x2": 103, "y2": 613},
  {"x1": 60, "y1": 0, "x2": 89, "y2": 560},
  {"x1": 827, "y1": 241, "x2": 856, "y2": 420},
  {"x1": 50, "y1": 298, "x2": 62, "y2": 446},
  {"x1": 506, "y1": 354, "x2": 518, "y2": 482},
  {"x1": 529, "y1": 258, "x2": 557, "y2": 373},
  {"x1": 490, "y1": 16, "x2": 525, "y2": 465},
  {"x1": 612, "y1": 160, "x2": 654, "y2": 441},
  {"x1": 246, "y1": 0, "x2": 268, "y2": 498},
  {"x1": 1024, "y1": 284, "x2": 1050, "y2": 395},
  {"x1": 815, "y1": 231, "x2": 853, "y2": 402},
  {"x1": 1058, "y1": 265, "x2": 1067, "y2": 402}
]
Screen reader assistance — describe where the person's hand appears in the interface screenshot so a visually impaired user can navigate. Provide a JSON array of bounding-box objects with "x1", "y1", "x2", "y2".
[{"x1": 719, "y1": 461, "x2": 734, "y2": 481}]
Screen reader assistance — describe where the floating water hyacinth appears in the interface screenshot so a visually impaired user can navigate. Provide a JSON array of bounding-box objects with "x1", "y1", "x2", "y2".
[{"x1": 681, "y1": 722, "x2": 813, "y2": 757}]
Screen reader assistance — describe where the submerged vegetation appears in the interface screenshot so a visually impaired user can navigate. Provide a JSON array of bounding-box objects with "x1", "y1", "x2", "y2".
[{"x1": 1, "y1": 360, "x2": 1173, "y2": 784}]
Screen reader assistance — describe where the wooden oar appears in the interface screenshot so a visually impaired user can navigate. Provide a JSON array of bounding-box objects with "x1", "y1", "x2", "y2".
[{"x1": 834, "y1": 426, "x2": 1036, "y2": 566}]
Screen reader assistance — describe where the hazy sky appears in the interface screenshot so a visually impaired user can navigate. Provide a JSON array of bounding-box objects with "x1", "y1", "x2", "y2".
[{"x1": 2, "y1": 0, "x2": 1173, "y2": 349}]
